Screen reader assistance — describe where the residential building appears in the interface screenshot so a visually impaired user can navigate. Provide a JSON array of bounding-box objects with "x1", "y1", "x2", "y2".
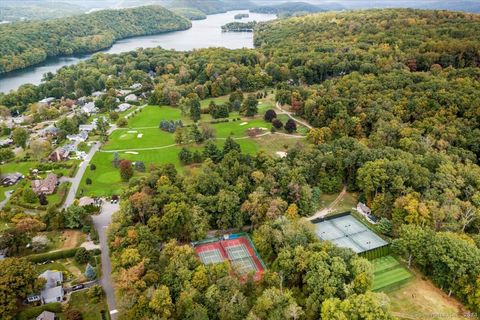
[
  {"x1": 39, "y1": 97, "x2": 55, "y2": 106},
  {"x1": 357, "y1": 202, "x2": 372, "y2": 216},
  {"x1": 125, "y1": 94, "x2": 138, "y2": 102},
  {"x1": 81, "y1": 102, "x2": 98, "y2": 115},
  {"x1": 0, "y1": 138, "x2": 13, "y2": 147},
  {"x1": 12, "y1": 116, "x2": 25, "y2": 125},
  {"x1": 130, "y1": 83, "x2": 142, "y2": 90},
  {"x1": 39, "y1": 270, "x2": 64, "y2": 304},
  {"x1": 78, "y1": 196, "x2": 95, "y2": 207},
  {"x1": 0, "y1": 172, "x2": 23, "y2": 186},
  {"x1": 92, "y1": 91, "x2": 104, "y2": 98},
  {"x1": 116, "y1": 89, "x2": 131, "y2": 97},
  {"x1": 37, "y1": 311, "x2": 56, "y2": 320},
  {"x1": 48, "y1": 148, "x2": 69, "y2": 162},
  {"x1": 115, "y1": 103, "x2": 131, "y2": 113},
  {"x1": 66, "y1": 130, "x2": 89, "y2": 142},
  {"x1": 79, "y1": 124, "x2": 95, "y2": 132},
  {"x1": 32, "y1": 173, "x2": 58, "y2": 195}
]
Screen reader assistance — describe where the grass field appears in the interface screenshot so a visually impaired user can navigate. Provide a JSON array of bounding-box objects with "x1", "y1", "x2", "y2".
[
  {"x1": 69, "y1": 290, "x2": 110, "y2": 320},
  {"x1": 372, "y1": 256, "x2": 412, "y2": 292},
  {"x1": 387, "y1": 272, "x2": 469, "y2": 320}
]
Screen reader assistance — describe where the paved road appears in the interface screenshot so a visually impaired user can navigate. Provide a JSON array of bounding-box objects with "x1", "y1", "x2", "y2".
[
  {"x1": 62, "y1": 142, "x2": 100, "y2": 209},
  {"x1": 0, "y1": 190, "x2": 13, "y2": 210},
  {"x1": 275, "y1": 102, "x2": 313, "y2": 130},
  {"x1": 92, "y1": 201, "x2": 120, "y2": 319}
]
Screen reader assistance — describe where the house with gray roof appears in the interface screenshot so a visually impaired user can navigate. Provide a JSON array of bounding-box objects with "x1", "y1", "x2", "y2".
[
  {"x1": 37, "y1": 311, "x2": 56, "y2": 320},
  {"x1": 39, "y1": 270, "x2": 64, "y2": 304}
]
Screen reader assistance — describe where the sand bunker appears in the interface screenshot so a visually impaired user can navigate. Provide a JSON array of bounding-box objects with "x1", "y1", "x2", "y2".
[
  {"x1": 125, "y1": 151, "x2": 139, "y2": 155},
  {"x1": 137, "y1": 134, "x2": 143, "y2": 138},
  {"x1": 127, "y1": 130, "x2": 138, "y2": 133},
  {"x1": 240, "y1": 122, "x2": 248, "y2": 126}
]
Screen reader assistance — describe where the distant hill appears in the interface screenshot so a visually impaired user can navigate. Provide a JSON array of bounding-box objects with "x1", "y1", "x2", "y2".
[
  {"x1": 164, "y1": 0, "x2": 254, "y2": 14},
  {"x1": 0, "y1": 1, "x2": 86, "y2": 22},
  {"x1": 171, "y1": 7, "x2": 207, "y2": 20},
  {"x1": 250, "y1": 1, "x2": 328, "y2": 16},
  {"x1": 0, "y1": 5, "x2": 191, "y2": 74}
]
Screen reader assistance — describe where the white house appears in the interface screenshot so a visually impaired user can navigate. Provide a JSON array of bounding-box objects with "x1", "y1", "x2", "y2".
[
  {"x1": 125, "y1": 94, "x2": 138, "y2": 103},
  {"x1": 66, "y1": 131, "x2": 89, "y2": 142},
  {"x1": 357, "y1": 202, "x2": 372, "y2": 216},
  {"x1": 79, "y1": 124, "x2": 95, "y2": 132},
  {"x1": 39, "y1": 97, "x2": 55, "y2": 106},
  {"x1": 81, "y1": 102, "x2": 98, "y2": 115},
  {"x1": 130, "y1": 83, "x2": 142, "y2": 90},
  {"x1": 12, "y1": 116, "x2": 25, "y2": 125},
  {"x1": 115, "y1": 103, "x2": 131, "y2": 113},
  {"x1": 39, "y1": 270, "x2": 64, "y2": 304},
  {"x1": 117, "y1": 89, "x2": 131, "y2": 97},
  {"x1": 91, "y1": 91, "x2": 104, "y2": 98}
]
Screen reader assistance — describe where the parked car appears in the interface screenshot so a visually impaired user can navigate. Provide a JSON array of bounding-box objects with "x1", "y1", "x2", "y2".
[{"x1": 72, "y1": 284, "x2": 85, "y2": 291}]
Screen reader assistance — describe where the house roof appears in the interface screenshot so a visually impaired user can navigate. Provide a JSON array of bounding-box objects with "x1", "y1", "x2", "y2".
[
  {"x1": 39, "y1": 270, "x2": 63, "y2": 289},
  {"x1": 78, "y1": 196, "x2": 95, "y2": 207},
  {"x1": 32, "y1": 173, "x2": 58, "y2": 195},
  {"x1": 41, "y1": 286, "x2": 63, "y2": 302},
  {"x1": 37, "y1": 310, "x2": 55, "y2": 320}
]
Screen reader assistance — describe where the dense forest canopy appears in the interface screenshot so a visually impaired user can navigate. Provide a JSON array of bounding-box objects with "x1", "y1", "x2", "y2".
[
  {"x1": 164, "y1": 0, "x2": 254, "y2": 14},
  {"x1": 171, "y1": 7, "x2": 207, "y2": 20},
  {"x1": 0, "y1": 5, "x2": 191, "y2": 74},
  {"x1": 255, "y1": 9, "x2": 480, "y2": 82},
  {"x1": 250, "y1": 1, "x2": 326, "y2": 17}
]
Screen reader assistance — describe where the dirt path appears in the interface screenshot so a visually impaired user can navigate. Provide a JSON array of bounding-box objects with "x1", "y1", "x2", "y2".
[
  {"x1": 275, "y1": 102, "x2": 313, "y2": 130},
  {"x1": 307, "y1": 186, "x2": 347, "y2": 220},
  {"x1": 61, "y1": 230, "x2": 83, "y2": 249}
]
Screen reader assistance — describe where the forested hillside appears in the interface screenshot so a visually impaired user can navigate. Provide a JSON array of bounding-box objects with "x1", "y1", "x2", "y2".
[
  {"x1": 250, "y1": 1, "x2": 325, "y2": 17},
  {"x1": 171, "y1": 7, "x2": 207, "y2": 20},
  {"x1": 0, "y1": 6, "x2": 191, "y2": 74},
  {"x1": 255, "y1": 9, "x2": 480, "y2": 82},
  {"x1": 165, "y1": 0, "x2": 253, "y2": 14}
]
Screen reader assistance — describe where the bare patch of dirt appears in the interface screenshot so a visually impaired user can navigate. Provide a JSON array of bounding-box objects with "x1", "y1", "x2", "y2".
[{"x1": 61, "y1": 230, "x2": 84, "y2": 249}]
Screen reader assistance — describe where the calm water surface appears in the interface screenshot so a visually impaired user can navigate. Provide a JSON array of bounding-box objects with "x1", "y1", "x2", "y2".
[{"x1": 0, "y1": 10, "x2": 275, "y2": 93}]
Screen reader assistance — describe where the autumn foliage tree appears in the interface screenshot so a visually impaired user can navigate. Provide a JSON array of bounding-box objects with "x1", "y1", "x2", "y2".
[{"x1": 119, "y1": 160, "x2": 133, "y2": 181}]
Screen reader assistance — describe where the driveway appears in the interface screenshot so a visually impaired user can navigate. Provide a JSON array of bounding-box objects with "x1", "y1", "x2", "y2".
[
  {"x1": 62, "y1": 142, "x2": 100, "y2": 209},
  {"x1": 0, "y1": 190, "x2": 13, "y2": 210},
  {"x1": 92, "y1": 201, "x2": 120, "y2": 319}
]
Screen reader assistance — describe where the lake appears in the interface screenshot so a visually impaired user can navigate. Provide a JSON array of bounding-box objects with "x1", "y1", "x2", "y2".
[{"x1": 0, "y1": 10, "x2": 276, "y2": 93}]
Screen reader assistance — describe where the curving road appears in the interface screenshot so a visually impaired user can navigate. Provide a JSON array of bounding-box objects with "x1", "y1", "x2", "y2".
[
  {"x1": 92, "y1": 201, "x2": 120, "y2": 319},
  {"x1": 62, "y1": 142, "x2": 100, "y2": 209}
]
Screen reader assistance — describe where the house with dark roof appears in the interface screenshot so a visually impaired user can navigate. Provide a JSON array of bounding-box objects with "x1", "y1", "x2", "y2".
[
  {"x1": 32, "y1": 173, "x2": 58, "y2": 195},
  {"x1": 48, "y1": 148, "x2": 69, "y2": 162},
  {"x1": 0, "y1": 172, "x2": 23, "y2": 186}
]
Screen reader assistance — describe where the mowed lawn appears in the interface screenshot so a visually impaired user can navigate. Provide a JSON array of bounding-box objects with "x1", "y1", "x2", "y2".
[
  {"x1": 387, "y1": 272, "x2": 468, "y2": 320},
  {"x1": 127, "y1": 105, "x2": 182, "y2": 128},
  {"x1": 372, "y1": 256, "x2": 412, "y2": 292},
  {"x1": 103, "y1": 128, "x2": 175, "y2": 150}
]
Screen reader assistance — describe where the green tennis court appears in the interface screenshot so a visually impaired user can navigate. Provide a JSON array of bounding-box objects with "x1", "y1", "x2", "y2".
[{"x1": 372, "y1": 256, "x2": 412, "y2": 291}]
